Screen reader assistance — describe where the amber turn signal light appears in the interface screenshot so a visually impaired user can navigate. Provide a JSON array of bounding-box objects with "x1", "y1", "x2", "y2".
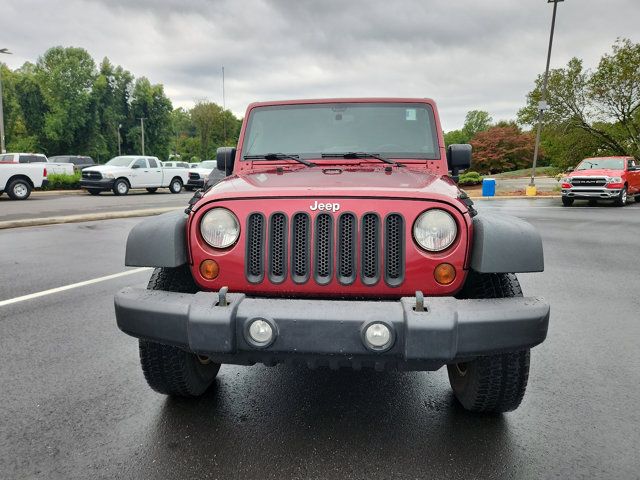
[
  {"x1": 434, "y1": 263, "x2": 456, "y2": 285},
  {"x1": 199, "y1": 259, "x2": 220, "y2": 280}
]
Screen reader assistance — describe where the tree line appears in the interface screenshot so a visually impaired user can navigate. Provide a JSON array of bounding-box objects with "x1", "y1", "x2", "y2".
[
  {"x1": 0, "y1": 46, "x2": 241, "y2": 162},
  {"x1": 446, "y1": 38, "x2": 640, "y2": 174}
]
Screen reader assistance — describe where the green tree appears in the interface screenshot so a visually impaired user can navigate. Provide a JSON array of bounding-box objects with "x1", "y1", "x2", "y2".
[
  {"x1": 128, "y1": 77, "x2": 173, "y2": 159},
  {"x1": 35, "y1": 47, "x2": 97, "y2": 154},
  {"x1": 444, "y1": 110, "x2": 493, "y2": 146},
  {"x1": 518, "y1": 39, "x2": 640, "y2": 163}
]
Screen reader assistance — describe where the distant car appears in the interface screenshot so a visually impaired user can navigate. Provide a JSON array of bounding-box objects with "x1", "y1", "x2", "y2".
[
  {"x1": 0, "y1": 162, "x2": 48, "y2": 200},
  {"x1": 0, "y1": 153, "x2": 74, "y2": 175},
  {"x1": 186, "y1": 160, "x2": 217, "y2": 190},
  {"x1": 80, "y1": 155, "x2": 190, "y2": 195},
  {"x1": 163, "y1": 161, "x2": 190, "y2": 169},
  {"x1": 561, "y1": 156, "x2": 640, "y2": 206},
  {"x1": 48, "y1": 155, "x2": 95, "y2": 172}
]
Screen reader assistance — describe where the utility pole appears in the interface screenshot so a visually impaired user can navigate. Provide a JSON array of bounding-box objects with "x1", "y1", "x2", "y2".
[
  {"x1": 528, "y1": 0, "x2": 564, "y2": 196},
  {"x1": 0, "y1": 48, "x2": 13, "y2": 154},
  {"x1": 117, "y1": 123, "x2": 122, "y2": 156},
  {"x1": 222, "y1": 66, "x2": 227, "y2": 145},
  {"x1": 138, "y1": 117, "x2": 146, "y2": 155}
]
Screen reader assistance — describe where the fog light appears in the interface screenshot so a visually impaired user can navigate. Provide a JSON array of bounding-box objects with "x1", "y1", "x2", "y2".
[
  {"x1": 248, "y1": 319, "x2": 274, "y2": 346},
  {"x1": 364, "y1": 323, "x2": 393, "y2": 351},
  {"x1": 199, "y1": 259, "x2": 220, "y2": 280},
  {"x1": 434, "y1": 263, "x2": 456, "y2": 285}
]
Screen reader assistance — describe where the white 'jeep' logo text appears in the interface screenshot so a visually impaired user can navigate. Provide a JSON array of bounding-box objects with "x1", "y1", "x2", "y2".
[{"x1": 310, "y1": 201, "x2": 340, "y2": 212}]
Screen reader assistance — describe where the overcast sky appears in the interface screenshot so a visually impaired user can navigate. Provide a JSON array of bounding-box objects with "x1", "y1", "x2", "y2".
[{"x1": 2, "y1": 0, "x2": 638, "y2": 131}]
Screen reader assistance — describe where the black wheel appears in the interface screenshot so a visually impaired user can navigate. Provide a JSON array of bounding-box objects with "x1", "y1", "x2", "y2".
[
  {"x1": 146, "y1": 188, "x2": 158, "y2": 193},
  {"x1": 139, "y1": 266, "x2": 220, "y2": 397},
  {"x1": 636, "y1": 195, "x2": 640, "y2": 203},
  {"x1": 448, "y1": 272, "x2": 530, "y2": 413},
  {"x1": 112, "y1": 178, "x2": 129, "y2": 196},
  {"x1": 7, "y1": 178, "x2": 32, "y2": 200},
  {"x1": 87, "y1": 189, "x2": 101, "y2": 196},
  {"x1": 169, "y1": 177, "x2": 183, "y2": 194},
  {"x1": 561, "y1": 197, "x2": 574, "y2": 207},
  {"x1": 185, "y1": 186, "x2": 194, "y2": 192},
  {"x1": 614, "y1": 186, "x2": 627, "y2": 207}
]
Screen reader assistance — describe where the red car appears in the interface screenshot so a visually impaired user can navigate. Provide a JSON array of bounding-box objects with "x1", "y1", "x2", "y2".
[
  {"x1": 561, "y1": 156, "x2": 640, "y2": 206},
  {"x1": 115, "y1": 98, "x2": 550, "y2": 413}
]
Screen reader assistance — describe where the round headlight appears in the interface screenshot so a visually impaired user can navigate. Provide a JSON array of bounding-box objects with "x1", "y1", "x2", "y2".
[
  {"x1": 413, "y1": 209, "x2": 457, "y2": 252},
  {"x1": 200, "y1": 208, "x2": 240, "y2": 248}
]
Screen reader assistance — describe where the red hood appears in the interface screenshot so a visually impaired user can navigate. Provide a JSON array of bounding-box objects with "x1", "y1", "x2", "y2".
[
  {"x1": 568, "y1": 168, "x2": 623, "y2": 177},
  {"x1": 196, "y1": 166, "x2": 464, "y2": 209}
]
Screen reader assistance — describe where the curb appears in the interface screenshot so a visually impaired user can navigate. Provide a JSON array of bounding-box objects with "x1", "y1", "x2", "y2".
[
  {"x1": 469, "y1": 195, "x2": 562, "y2": 200},
  {"x1": 32, "y1": 190, "x2": 86, "y2": 196},
  {"x1": 0, "y1": 207, "x2": 181, "y2": 230}
]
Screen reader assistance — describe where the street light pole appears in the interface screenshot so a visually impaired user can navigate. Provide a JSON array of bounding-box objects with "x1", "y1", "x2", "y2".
[
  {"x1": 0, "y1": 48, "x2": 13, "y2": 154},
  {"x1": 138, "y1": 117, "x2": 146, "y2": 155},
  {"x1": 528, "y1": 0, "x2": 564, "y2": 196},
  {"x1": 117, "y1": 123, "x2": 122, "y2": 156}
]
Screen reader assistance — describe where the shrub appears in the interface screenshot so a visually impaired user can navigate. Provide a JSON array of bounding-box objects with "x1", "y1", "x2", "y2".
[
  {"x1": 458, "y1": 171, "x2": 483, "y2": 186},
  {"x1": 41, "y1": 172, "x2": 81, "y2": 190}
]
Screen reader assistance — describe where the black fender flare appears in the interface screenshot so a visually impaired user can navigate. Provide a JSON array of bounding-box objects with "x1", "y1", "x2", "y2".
[
  {"x1": 125, "y1": 210, "x2": 188, "y2": 267},
  {"x1": 470, "y1": 213, "x2": 544, "y2": 273}
]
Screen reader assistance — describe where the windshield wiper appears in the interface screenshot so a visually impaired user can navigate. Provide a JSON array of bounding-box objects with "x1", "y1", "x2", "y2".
[
  {"x1": 321, "y1": 152, "x2": 404, "y2": 167},
  {"x1": 243, "y1": 153, "x2": 316, "y2": 167}
]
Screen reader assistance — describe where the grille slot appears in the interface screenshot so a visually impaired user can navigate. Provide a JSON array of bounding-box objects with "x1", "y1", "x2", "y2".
[
  {"x1": 268, "y1": 213, "x2": 287, "y2": 283},
  {"x1": 571, "y1": 177, "x2": 607, "y2": 187},
  {"x1": 337, "y1": 213, "x2": 357, "y2": 285},
  {"x1": 246, "y1": 213, "x2": 265, "y2": 283},
  {"x1": 361, "y1": 213, "x2": 380, "y2": 285},
  {"x1": 82, "y1": 171, "x2": 102, "y2": 180},
  {"x1": 384, "y1": 214, "x2": 404, "y2": 287},
  {"x1": 291, "y1": 213, "x2": 310, "y2": 283},
  {"x1": 314, "y1": 213, "x2": 333, "y2": 284}
]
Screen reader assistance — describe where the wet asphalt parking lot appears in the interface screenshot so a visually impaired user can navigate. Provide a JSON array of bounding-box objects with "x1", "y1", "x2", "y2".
[{"x1": 1, "y1": 198, "x2": 639, "y2": 479}]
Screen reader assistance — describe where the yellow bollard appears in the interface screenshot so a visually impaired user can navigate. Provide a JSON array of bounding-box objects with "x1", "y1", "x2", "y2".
[{"x1": 526, "y1": 185, "x2": 537, "y2": 197}]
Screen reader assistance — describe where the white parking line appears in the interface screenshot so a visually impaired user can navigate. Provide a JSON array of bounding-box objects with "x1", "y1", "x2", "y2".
[{"x1": 0, "y1": 267, "x2": 152, "y2": 307}]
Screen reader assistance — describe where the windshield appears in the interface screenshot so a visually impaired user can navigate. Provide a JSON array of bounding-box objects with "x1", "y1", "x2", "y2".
[
  {"x1": 242, "y1": 103, "x2": 440, "y2": 160},
  {"x1": 576, "y1": 158, "x2": 624, "y2": 170},
  {"x1": 200, "y1": 161, "x2": 216, "y2": 169},
  {"x1": 105, "y1": 156, "x2": 135, "y2": 167}
]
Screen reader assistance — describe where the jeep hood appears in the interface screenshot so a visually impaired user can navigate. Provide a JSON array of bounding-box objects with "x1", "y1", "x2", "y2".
[{"x1": 200, "y1": 166, "x2": 463, "y2": 204}]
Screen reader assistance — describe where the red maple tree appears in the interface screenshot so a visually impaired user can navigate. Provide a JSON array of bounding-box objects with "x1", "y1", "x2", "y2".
[{"x1": 469, "y1": 124, "x2": 537, "y2": 174}]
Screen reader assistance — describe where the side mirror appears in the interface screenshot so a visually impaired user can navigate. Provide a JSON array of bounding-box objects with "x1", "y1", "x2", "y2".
[
  {"x1": 447, "y1": 144, "x2": 472, "y2": 179},
  {"x1": 131, "y1": 164, "x2": 140, "y2": 169},
  {"x1": 216, "y1": 147, "x2": 236, "y2": 177}
]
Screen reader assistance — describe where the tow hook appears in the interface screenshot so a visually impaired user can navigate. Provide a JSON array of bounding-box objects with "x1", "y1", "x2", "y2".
[
  {"x1": 217, "y1": 286, "x2": 229, "y2": 307},
  {"x1": 415, "y1": 290, "x2": 427, "y2": 312}
]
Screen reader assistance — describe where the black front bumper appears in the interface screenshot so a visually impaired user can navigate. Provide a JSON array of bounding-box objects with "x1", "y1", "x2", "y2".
[
  {"x1": 187, "y1": 178, "x2": 204, "y2": 188},
  {"x1": 115, "y1": 289, "x2": 550, "y2": 370},
  {"x1": 80, "y1": 179, "x2": 115, "y2": 190}
]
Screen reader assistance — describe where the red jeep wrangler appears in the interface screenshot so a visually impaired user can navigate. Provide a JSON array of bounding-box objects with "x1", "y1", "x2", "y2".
[
  {"x1": 561, "y1": 156, "x2": 640, "y2": 206},
  {"x1": 116, "y1": 98, "x2": 549, "y2": 413}
]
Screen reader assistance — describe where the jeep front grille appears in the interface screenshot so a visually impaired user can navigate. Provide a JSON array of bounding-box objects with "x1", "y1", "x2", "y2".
[{"x1": 246, "y1": 211, "x2": 404, "y2": 287}]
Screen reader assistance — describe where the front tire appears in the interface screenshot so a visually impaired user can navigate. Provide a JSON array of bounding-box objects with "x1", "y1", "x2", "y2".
[
  {"x1": 113, "y1": 178, "x2": 129, "y2": 196},
  {"x1": 614, "y1": 186, "x2": 627, "y2": 207},
  {"x1": 448, "y1": 272, "x2": 530, "y2": 413},
  {"x1": 169, "y1": 178, "x2": 183, "y2": 194},
  {"x1": 138, "y1": 266, "x2": 220, "y2": 397},
  {"x1": 7, "y1": 179, "x2": 32, "y2": 200},
  {"x1": 561, "y1": 197, "x2": 574, "y2": 207}
]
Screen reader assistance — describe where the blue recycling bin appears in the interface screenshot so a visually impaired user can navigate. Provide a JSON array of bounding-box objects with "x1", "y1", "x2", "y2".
[{"x1": 482, "y1": 178, "x2": 496, "y2": 197}]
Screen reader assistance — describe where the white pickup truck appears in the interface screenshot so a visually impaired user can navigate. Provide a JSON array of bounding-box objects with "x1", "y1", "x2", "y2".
[
  {"x1": 0, "y1": 162, "x2": 48, "y2": 200},
  {"x1": 79, "y1": 155, "x2": 190, "y2": 195},
  {"x1": 0, "y1": 153, "x2": 75, "y2": 175}
]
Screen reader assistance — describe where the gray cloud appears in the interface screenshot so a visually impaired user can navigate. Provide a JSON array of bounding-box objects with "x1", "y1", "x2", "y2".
[{"x1": 2, "y1": 0, "x2": 638, "y2": 130}]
